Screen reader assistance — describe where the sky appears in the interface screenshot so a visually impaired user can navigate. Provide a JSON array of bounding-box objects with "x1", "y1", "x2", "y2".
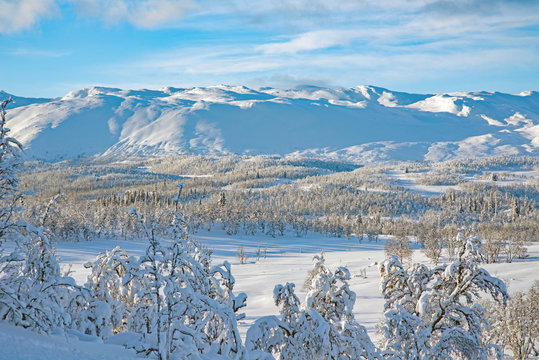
[{"x1": 0, "y1": 0, "x2": 538, "y2": 97}]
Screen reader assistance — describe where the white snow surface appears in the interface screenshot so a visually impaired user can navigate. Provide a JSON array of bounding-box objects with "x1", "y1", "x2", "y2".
[
  {"x1": 2, "y1": 229, "x2": 539, "y2": 358},
  {"x1": 2, "y1": 85, "x2": 538, "y2": 162},
  {"x1": 0, "y1": 322, "x2": 140, "y2": 360}
]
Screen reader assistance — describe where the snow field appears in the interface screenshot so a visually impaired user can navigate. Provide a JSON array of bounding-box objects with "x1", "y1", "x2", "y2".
[{"x1": 54, "y1": 229, "x2": 539, "y2": 340}]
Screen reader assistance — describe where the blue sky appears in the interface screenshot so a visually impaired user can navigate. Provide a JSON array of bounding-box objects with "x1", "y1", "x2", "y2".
[{"x1": 1, "y1": 0, "x2": 538, "y2": 97}]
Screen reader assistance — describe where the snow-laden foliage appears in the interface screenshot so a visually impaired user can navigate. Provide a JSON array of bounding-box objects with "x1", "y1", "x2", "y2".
[
  {"x1": 0, "y1": 98, "x2": 83, "y2": 334},
  {"x1": 0, "y1": 217, "x2": 84, "y2": 333},
  {"x1": 84, "y1": 184, "x2": 247, "y2": 359},
  {"x1": 246, "y1": 254, "x2": 378, "y2": 359},
  {"x1": 73, "y1": 246, "x2": 141, "y2": 337},
  {"x1": 0, "y1": 98, "x2": 22, "y2": 242},
  {"x1": 484, "y1": 280, "x2": 539, "y2": 360},
  {"x1": 379, "y1": 234, "x2": 508, "y2": 360}
]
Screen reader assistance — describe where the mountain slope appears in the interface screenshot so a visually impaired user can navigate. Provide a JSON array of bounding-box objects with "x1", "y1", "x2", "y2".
[{"x1": 2, "y1": 85, "x2": 538, "y2": 163}]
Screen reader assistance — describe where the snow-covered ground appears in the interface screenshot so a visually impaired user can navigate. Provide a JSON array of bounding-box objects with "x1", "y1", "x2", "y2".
[
  {"x1": 58, "y1": 231, "x2": 539, "y2": 337},
  {"x1": 386, "y1": 170, "x2": 458, "y2": 195},
  {"x1": 386, "y1": 169, "x2": 539, "y2": 196},
  {"x1": 4, "y1": 229, "x2": 539, "y2": 358},
  {"x1": 54, "y1": 231, "x2": 392, "y2": 338},
  {"x1": 0, "y1": 322, "x2": 140, "y2": 360}
]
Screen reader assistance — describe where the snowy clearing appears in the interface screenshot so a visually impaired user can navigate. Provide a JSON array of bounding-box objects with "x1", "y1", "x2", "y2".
[{"x1": 53, "y1": 230, "x2": 539, "y2": 338}]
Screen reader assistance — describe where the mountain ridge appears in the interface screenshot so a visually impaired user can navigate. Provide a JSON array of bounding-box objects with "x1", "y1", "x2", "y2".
[{"x1": 2, "y1": 85, "x2": 538, "y2": 163}]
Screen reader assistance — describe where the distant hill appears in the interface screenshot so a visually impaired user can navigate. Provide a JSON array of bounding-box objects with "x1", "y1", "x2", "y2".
[{"x1": 2, "y1": 85, "x2": 538, "y2": 163}]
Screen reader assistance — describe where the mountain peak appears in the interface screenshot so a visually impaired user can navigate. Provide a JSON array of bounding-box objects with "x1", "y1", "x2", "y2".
[
  {"x1": 63, "y1": 86, "x2": 122, "y2": 99},
  {"x1": 5, "y1": 85, "x2": 538, "y2": 163},
  {"x1": 0, "y1": 90, "x2": 13, "y2": 99}
]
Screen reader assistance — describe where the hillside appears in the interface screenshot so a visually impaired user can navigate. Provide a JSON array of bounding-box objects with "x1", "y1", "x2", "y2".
[{"x1": 2, "y1": 85, "x2": 538, "y2": 162}]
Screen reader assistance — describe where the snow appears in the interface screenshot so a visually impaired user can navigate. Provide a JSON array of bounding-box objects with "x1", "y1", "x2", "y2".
[
  {"x1": 2, "y1": 85, "x2": 538, "y2": 162},
  {"x1": 376, "y1": 91, "x2": 399, "y2": 107},
  {"x1": 481, "y1": 114, "x2": 505, "y2": 127},
  {"x1": 406, "y1": 95, "x2": 464, "y2": 115},
  {"x1": 517, "y1": 124, "x2": 539, "y2": 148},
  {"x1": 355, "y1": 85, "x2": 372, "y2": 100},
  {"x1": 177, "y1": 174, "x2": 214, "y2": 178},
  {"x1": 483, "y1": 257, "x2": 539, "y2": 294},
  {"x1": 0, "y1": 322, "x2": 139, "y2": 360},
  {"x1": 385, "y1": 168, "x2": 539, "y2": 195},
  {"x1": 424, "y1": 132, "x2": 528, "y2": 162},
  {"x1": 49, "y1": 231, "x2": 539, "y2": 337},
  {"x1": 328, "y1": 99, "x2": 367, "y2": 108},
  {"x1": 52, "y1": 232, "x2": 391, "y2": 339},
  {"x1": 504, "y1": 112, "x2": 532, "y2": 126},
  {"x1": 385, "y1": 170, "x2": 458, "y2": 195},
  {"x1": 2, "y1": 229, "x2": 538, "y2": 358}
]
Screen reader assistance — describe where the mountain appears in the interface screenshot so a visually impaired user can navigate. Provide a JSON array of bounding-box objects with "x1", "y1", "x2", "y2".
[{"x1": 2, "y1": 85, "x2": 538, "y2": 163}]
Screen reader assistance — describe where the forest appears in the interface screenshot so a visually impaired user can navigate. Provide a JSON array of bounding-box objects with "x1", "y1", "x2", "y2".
[{"x1": 18, "y1": 152, "x2": 539, "y2": 266}]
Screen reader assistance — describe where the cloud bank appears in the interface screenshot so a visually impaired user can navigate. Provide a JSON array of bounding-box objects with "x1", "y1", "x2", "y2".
[
  {"x1": 2, "y1": 0, "x2": 537, "y2": 34},
  {"x1": 0, "y1": 0, "x2": 57, "y2": 33},
  {"x1": 1, "y1": 0, "x2": 537, "y2": 95},
  {"x1": 73, "y1": 0, "x2": 198, "y2": 28}
]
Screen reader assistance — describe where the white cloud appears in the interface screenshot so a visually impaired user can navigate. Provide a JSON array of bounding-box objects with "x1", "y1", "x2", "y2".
[
  {"x1": 118, "y1": 39, "x2": 537, "y2": 92},
  {"x1": 131, "y1": 46, "x2": 283, "y2": 75},
  {"x1": 252, "y1": 0, "x2": 539, "y2": 57},
  {"x1": 7, "y1": 48, "x2": 71, "y2": 57},
  {"x1": 2, "y1": 0, "x2": 537, "y2": 36},
  {"x1": 257, "y1": 30, "x2": 360, "y2": 54},
  {"x1": 73, "y1": 0, "x2": 198, "y2": 28},
  {"x1": 0, "y1": 0, "x2": 57, "y2": 33}
]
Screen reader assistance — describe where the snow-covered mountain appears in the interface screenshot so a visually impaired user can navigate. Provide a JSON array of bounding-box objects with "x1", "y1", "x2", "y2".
[{"x1": 2, "y1": 85, "x2": 538, "y2": 163}]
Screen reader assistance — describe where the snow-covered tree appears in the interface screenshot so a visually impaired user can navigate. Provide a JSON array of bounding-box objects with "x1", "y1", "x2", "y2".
[
  {"x1": 0, "y1": 98, "x2": 22, "y2": 242},
  {"x1": 379, "y1": 234, "x2": 508, "y2": 360},
  {"x1": 73, "y1": 246, "x2": 142, "y2": 337},
  {"x1": 384, "y1": 232, "x2": 412, "y2": 265},
  {"x1": 0, "y1": 219, "x2": 80, "y2": 333},
  {"x1": 246, "y1": 254, "x2": 378, "y2": 359},
  {"x1": 484, "y1": 280, "x2": 538, "y2": 360},
  {"x1": 420, "y1": 228, "x2": 444, "y2": 265},
  {"x1": 121, "y1": 184, "x2": 246, "y2": 359},
  {"x1": 0, "y1": 99, "x2": 80, "y2": 334}
]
